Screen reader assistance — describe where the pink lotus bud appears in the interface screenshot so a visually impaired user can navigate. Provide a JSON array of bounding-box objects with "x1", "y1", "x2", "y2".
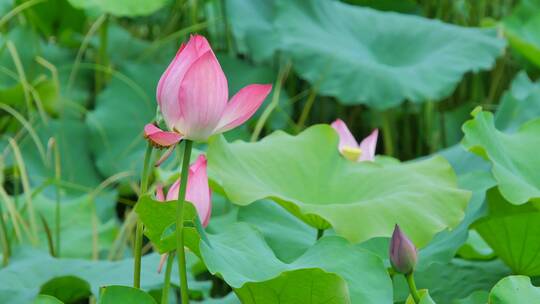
[
  {"x1": 154, "y1": 155, "x2": 211, "y2": 227},
  {"x1": 147, "y1": 35, "x2": 272, "y2": 144},
  {"x1": 389, "y1": 224, "x2": 417, "y2": 275},
  {"x1": 331, "y1": 119, "x2": 378, "y2": 162}
]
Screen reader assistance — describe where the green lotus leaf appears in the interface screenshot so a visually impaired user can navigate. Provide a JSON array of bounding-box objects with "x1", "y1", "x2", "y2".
[
  {"x1": 406, "y1": 289, "x2": 436, "y2": 304},
  {"x1": 19, "y1": 119, "x2": 103, "y2": 195},
  {"x1": 225, "y1": 0, "x2": 279, "y2": 62},
  {"x1": 40, "y1": 276, "x2": 91, "y2": 303},
  {"x1": 418, "y1": 144, "x2": 495, "y2": 269},
  {"x1": 456, "y1": 230, "x2": 495, "y2": 261},
  {"x1": 495, "y1": 71, "x2": 540, "y2": 131},
  {"x1": 228, "y1": 0, "x2": 504, "y2": 107},
  {"x1": 86, "y1": 62, "x2": 158, "y2": 179},
  {"x1": 134, "y1": 194, "x2": 201, "y2": 255},
  {"x1": 462, "y1": 109, "x2": 540, "y2": 204},
  {"x1": 343, "y1": 0, "x2": 419, "y2": 13},
  {"x1": 99, "y1": 286, "x2": 156, "y2": 304},
  {"x1": 27, "y1": 193, "x2": 117, "y2": 259},
  {"x1": 502, "y1": 0, "x2": 540, "y2": 68},
  {"x1": 237, "y1": 201, "x2": 316, "y2": 263},
  {"x1": 200, "y1": 223, "x2": 392, "y2": 303},
  {"x1": 451, "y1": 290, "x2": 489, "y2": 304},
  {"x1": 67, "y1": 0, "x2": 168, "y2": 17},
  {"x1": 489, "y1": 276, "x2": 540, "y2": 304},
  {"x1": 208, "y1": 125, "x2": 470, "y2": 247},
  {"x1": 393, "y1": 258, "x2": 510, "y2": 303},
  {"x1": 34, "y1": 295, "x2": 64, "y2": 304},
  {"x1": 474, "y1": 189, "x2": 540, "y2": 276},
  {"x1": 0, "y1": 250, "x2": 209, "y2": 303}
]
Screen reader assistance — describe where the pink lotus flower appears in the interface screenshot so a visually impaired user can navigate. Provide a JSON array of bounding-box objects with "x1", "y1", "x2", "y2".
[
  {"x1": 145, "y1": 35, "x2": 272, "y2": 147},
  {"x1": 156, "y1": 155, "x2": 211, "y2": 273},
  {"x1": 331, "y1": 119, "x2": 378, "y2": 162}
]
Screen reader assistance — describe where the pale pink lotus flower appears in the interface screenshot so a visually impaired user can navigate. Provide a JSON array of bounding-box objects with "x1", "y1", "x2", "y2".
[
  {"x1": 145, "y1": 35, "x2": 272, "y2": 149},
  {"x1": 155, "y1": 155, "x2": 211, "y2": 273},
  {"x1": 331, "y1": 119, "x2": 378, "y2": 162}
]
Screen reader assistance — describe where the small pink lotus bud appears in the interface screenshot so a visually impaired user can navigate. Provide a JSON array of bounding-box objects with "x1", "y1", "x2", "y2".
[{"x1": 389, "y1": 224, "x2": 417, "y2": 275}]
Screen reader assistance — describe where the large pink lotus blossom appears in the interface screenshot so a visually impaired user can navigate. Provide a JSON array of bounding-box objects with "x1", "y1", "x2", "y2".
[
  {"x1": 331, "y1": 119, "x2": 378, "y2": 162},
  {"x1": 145, "y1": 35, "x2": 272, "y2": 147},
  {"x1": 156, "y1": 155, "x2": 211, "y2": 273}
]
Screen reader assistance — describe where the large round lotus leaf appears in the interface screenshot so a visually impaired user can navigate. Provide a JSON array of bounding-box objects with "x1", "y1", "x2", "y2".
[
  {"x1": 474, "y1": 189, "x2": 540, "y2": 276},
  {"x1": 462, "y1": 109, "x2": 540, "y2": 205},
  {"x1": 0, "y1": 250, "x2": 209, "y2": 302},
  {"x1": 272, "y1": 0, "x2": 503, "y2": 108},
  {"x1": 502, "y1": 0, "x2": 540, "y2": 68},
  {"x1": 200, "y1": 223, "x2": 392, "y2": 304},
  {"x1": 489, "y1": 276, "x2": 540, "y2": 304},
  {"x1": 208, "y1": 125, "x2": 470, "y2": 247},
  {"x1": 67, "y1": 0, "x2": 168, "y2": 17}
]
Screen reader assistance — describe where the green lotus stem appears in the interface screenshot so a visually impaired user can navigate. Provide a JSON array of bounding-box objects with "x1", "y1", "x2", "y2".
[
  {"x1": 176, "y1": 140, "x2": 193, "y2": 304},
  {"x1": 0, "y1": 203, "x2": 10, "y2": 267},
  {"x1": 406, "y1": 272, "x2": 420, "y2": 304},
  {"x1": 161, "y1": 251, "x2": 176, "y2": 304},
  {"x1": 134, "y1": 143, "x2": 153, "y2": 288},
  {"x1": 53, "y1": 140, "x2": 61, "y2": 257},
  {"x1": 381, "y1": 111, "x2": 394, "y2": 156},
  {"x1": 95, "y1": 14, "x2": 109, "y2": 94},
  {"x1": 297, "y1": 87, "x2": 318, "y2": 130}
]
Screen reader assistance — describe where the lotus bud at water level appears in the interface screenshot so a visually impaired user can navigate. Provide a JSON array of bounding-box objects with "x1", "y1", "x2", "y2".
[{"x1": 389, "y1": 224, "x2": 417, "y2": 275}]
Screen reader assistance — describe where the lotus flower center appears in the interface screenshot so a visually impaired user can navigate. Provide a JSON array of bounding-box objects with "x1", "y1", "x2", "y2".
[{"x1": 342, "y1": 146, "x2": 362, "y2": 161}]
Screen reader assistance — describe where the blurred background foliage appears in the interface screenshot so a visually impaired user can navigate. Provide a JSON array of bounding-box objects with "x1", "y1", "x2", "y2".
[{"x1": 1, "y1": 0, "x2": 540, "y2": 303}]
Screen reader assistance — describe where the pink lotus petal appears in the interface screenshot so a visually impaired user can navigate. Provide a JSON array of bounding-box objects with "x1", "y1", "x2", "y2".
[
  {"x1": 143, "y1": 124, "x2": 183, "y2": 149},
  {"x1": 156, "y1": 35, "x2": 211, "y2": 130},
  {"x1": 358, "y1": 129, "x2": 378, "y2": 162},
  {"x1": 176, "y1": 51, "x2": 228, "y2": 141},
  {"x1": 165, "y1": 179, "x2": 181, "y2": 202},
  {"x1": 165, "y1": 155, "x2": 212, "y2": 227},
  {"x1": 214, "y1": 84, "x2": 273, "y2": 133},
  {"x1": 331, "y1": 119, "x2": 359, "y2": 151},
  {"x1": 155, "y1": 184, "x2": 165, "y2": 202}
]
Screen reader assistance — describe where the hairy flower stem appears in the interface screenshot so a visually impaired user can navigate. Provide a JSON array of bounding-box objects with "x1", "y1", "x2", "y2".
[
  {"x1": 161, "y1": 251, "x2": 176, "y2": 304},
  {"x1": 176, "y1": 140, "x2": 193, "y2": 303},
  {"x1": 134, "y1": 143, "x2": 153, "y2": 288},
  {"x1": 406, "y1": 272, "x2": 420, "y2": 304}
]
